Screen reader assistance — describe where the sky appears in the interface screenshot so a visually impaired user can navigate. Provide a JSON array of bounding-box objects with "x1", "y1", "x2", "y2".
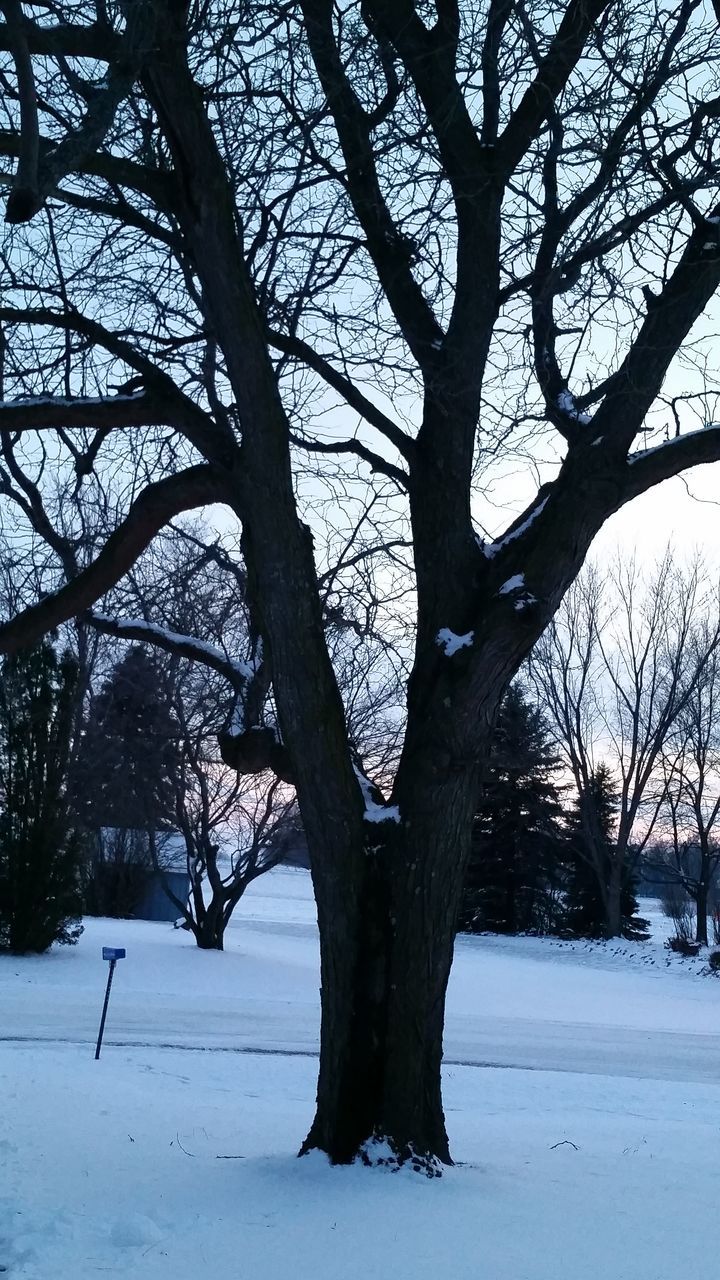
[{"x1": 595, "y1": 463, "x2": 720, "y2": 564}]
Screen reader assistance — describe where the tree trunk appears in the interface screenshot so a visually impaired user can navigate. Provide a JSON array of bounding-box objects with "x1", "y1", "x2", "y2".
[
  {"x1": 605, "y1": 863, "x2": 623, "y2": 939},
  {"x1": 194, "y1": 910, "x2": 225, "y2": 950},
  {"x1": 695, "y1": 880, "x2": 708, "y2": 945},
  {"x1": 302, "y1": 770, "x2": 477, "y2": 1173}
]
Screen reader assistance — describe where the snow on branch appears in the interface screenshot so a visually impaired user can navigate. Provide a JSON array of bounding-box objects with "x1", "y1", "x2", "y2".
[
  {"x1": 556, "y1": 390, "x2": 592, "y2": 426},
  {"x1": 0, "y1": 390, "x2": 167, "y2": 434},
  {"x1": 498, "y1": 574, "x2": 525, "y2": 595},
  {"x1": 481, "y1": 495, "x2": 549, "y2": 559},
  {"x1": 89, "y1": 614, "x2": 257, "y2": 688}
]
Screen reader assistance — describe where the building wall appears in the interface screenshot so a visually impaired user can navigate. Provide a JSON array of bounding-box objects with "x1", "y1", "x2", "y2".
[{"x1": 136, "y1": 872, "x2": 190, "y2": 922}]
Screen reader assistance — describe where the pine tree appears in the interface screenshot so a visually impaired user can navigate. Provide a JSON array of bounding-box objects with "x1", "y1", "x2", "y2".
[
  {"x1": 564, "y1": 764, "x2": 649, "y2": 940},
  {"x1": 77, "y1": 647, "x2": 179, "y2": 832},
  {"x1": 458, "y1": 684, "x2": 567, "y2": 935},
  {"x1": 0, "y1": 642, "x2": 83, "y2": 954}
]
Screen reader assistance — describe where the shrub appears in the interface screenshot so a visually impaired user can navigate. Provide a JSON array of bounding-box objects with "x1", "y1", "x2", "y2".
[{"x1": 666, "y1": 936, "x2": 702, "y2": 957}]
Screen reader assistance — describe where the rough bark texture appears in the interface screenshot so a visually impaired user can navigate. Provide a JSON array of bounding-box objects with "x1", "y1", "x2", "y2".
[{"x1": 302, "y1": 770, "x2": 480, "y2": 1169}]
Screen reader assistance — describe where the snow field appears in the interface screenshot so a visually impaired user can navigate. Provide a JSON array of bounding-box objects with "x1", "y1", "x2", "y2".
[{"x1": 1, "y1": 870, "x2": 719, "y2": 1278}]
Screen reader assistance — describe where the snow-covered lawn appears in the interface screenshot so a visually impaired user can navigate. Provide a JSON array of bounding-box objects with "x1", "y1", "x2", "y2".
[{"x1": 1, "y1": 870, "x2": 718, "y2": 1278}]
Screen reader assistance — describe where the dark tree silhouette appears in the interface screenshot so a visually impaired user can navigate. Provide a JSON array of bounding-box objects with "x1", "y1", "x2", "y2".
[
  {"x1": 0, "y1": 642, "x2": 83, "y2": 954},
  {"x1": 459, "y1": 685, "x2": 566, "y2": 935},
  {"x1": 77, "y1": 646, "x2": 180, "y2": 832},
  {"x1": 565, "y1": 764, "x2": 649, "y2": 941},
  {"x1": 2, "y1": 0, "x2": 720, "y2": 1168}
]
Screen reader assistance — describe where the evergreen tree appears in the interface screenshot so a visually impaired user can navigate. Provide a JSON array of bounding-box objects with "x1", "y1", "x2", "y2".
[
  {"x1": 77, "y1": 647, "x2": 179, "y2": 832},
  {"x1": 74, "y1": 646, "x2": 181, "y2": 916},
  {"x1": 0, "y1": 642, "x2": 83, "y2": 954},
  {"x1": 459, "y1": 685, "x2": 567, "y2": 935},
  {"x1": 564, "y1": 764, "x2": 649, "y2": 940}
]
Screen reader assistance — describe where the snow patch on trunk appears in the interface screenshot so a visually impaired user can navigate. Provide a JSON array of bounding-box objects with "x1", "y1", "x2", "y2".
[
  {"x1": 498, "y1": 574, "x2": 525, "y2": 595},
  {"x1": 436, "y1": 627, "x2": 474, "y2": 656},
  {"x1": 353, "y1": 765, "x2": 400, "y2": 825}
]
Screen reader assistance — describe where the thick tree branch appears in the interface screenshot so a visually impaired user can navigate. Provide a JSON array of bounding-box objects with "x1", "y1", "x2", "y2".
[
  {"x1": 0, "y1": 0, "x2": 40, "y2": 215},
  {"x1": 0, "y1": 128, "x2": 177, "y2": 208},
  {"x1": 360, "y1": 0, "x2": 501, "y2": 371},
  {"x1": 498, "y1": 0, "x2": 613, "y2": 175},
  {"x1": 0, "y1": 390, "x2": 171, "y2": 433},
  {"x1": 589, "y1": 216, "x2": 720, "y2": 449},
  {"x1": 3, "y1": 7, "x2": 161, "y2": 222},
  {"x1": 622, "y1": 427, "x2": 720, "y2": 500},
  {"x1": 0, "y1": 307, "x2": 236, "y2": 464},
  {"x1": 87, "y1": 613, "x2": 253, "y2": 690},
  {"x1": 299, "y1": 0, "x2": 444, "y2": 366},
  {"x1": 0, "y1": 18, "x2": 120, "y2": 61},
  {"x1": 0, "y1": 464, "x2": 220, "y2": 654}
]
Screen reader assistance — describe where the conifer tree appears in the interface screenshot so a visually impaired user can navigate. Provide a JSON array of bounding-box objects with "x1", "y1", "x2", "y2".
[
  {"x1": 75, "y1": 646, "x2": 181, "y2": 915},
  {"x1": 564, "y1": 764, "x2": 649, "y2": 940},
  {"x1": 77, "y1": 647, "x2": 179, "y2": 832},
  {"x1": 0, "y1": 642, "x2": 83, "y2": 954},
  {"x1": 459, "y1": 685, "x2": 566, "y2": 935}
]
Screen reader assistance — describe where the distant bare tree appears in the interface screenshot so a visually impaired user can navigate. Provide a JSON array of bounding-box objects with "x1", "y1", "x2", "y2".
[
  {"x1": 655, "y1": 640, "x2": 720, "y2": 944},
  {"x1": 159, "y1": 659, "x2": 296, "y2": 951},
  {"x1": 531, "y1": 555, "x2": 720, "y2": 937}
]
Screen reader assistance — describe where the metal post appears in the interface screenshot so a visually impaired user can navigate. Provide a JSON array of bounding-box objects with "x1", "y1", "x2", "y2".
[
  {"x1": 95, "y1": 958, "x2": 116, "y2": 1060},
  {"x1": 95, "y1": 947, "x2": 125, "y2": 1059}
]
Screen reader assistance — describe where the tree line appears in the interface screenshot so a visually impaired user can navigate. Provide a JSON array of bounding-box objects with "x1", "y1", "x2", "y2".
[{"x1": 5, "y1": 548, "x2": 720, "y2": 956}]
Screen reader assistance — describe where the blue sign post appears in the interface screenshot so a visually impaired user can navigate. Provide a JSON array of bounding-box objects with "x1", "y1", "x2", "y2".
[{"x1": 95, "y1": 947, "x2": 126, "y2": 1060}]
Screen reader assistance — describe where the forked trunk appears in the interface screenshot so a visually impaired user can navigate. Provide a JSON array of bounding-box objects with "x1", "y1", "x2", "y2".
[
  {"x1": 195, "y1": 915, "x2": 225, "y2": 950},
  {"x1": 302, "y1": 771, "x2": 477, "y2": 1173}
]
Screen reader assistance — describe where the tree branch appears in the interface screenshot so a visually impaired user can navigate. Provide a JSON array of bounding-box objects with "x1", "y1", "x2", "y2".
[
  {"x1": 299, "y1": 0, "x2": 444, "y2": 365},
  {"x1": 0, "y1": 18, "x2": 120, "y2": 62},
  {"x1": 288, "y1": 430, "x2": 409, "y2": 488},
  {"x1": 0, "y1": 0, "x2": 40, "y2": 216},
  {"x1": 0, "y1": 128, "x2": 177, "y2": 208},
  {"x1": 268, "y1": 327, "x2": 414, "y2": 462},
  {"x1": 623, "y1": 426, "x2": 720, "y2": 501},
  {"x1": 498, "y1": 0, "x2": 613, "y2": 175},
  {"x1": 3, "y1": 6, "x2": 162, "y2": 222},
  {"x1": 0, "y1": 464, "x2": 220, "y2": 654},
  {"x1": 590, "y1": 214, "x2": 720, "y2": 449},
  {"x1": 0, "y1": 307, "x2": 236, "y2": 464},
  {"x1": 87, "y1": 613, "x2": 253, "y2": 690},
  {"x1": 0, "y1": 390, "x2": 172, "y2": 433}
]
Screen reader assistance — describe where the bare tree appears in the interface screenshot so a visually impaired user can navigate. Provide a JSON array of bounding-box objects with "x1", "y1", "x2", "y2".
[
  {"x1": 159, "y1": 657, "x2": 297, "y2": 951},
  {"x1": 531, "y1": 556, "x2": 720, "y2": 937},
  {"x1": 655, "y1": 641, "x2": 720, "y2": 945},
  {"x1": 3, "y1": 0, "x2": 720, "y2": 1170}
]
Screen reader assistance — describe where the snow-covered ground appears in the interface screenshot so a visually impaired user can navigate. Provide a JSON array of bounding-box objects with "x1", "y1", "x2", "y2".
[{"x1": 1, "y1": 870, "x2": 718, "y2": 1278}]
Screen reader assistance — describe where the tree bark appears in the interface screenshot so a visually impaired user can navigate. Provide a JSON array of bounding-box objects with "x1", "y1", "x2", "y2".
[
  {"x1": 194, "y1": 902, "x2": 225, "y2": 950},
  {"x1": 605, "y1": 863, "x2": 623, "y2": 939},
  {"x1": 302, "y1": 766, "x2": 478, "y2": 1172}
]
